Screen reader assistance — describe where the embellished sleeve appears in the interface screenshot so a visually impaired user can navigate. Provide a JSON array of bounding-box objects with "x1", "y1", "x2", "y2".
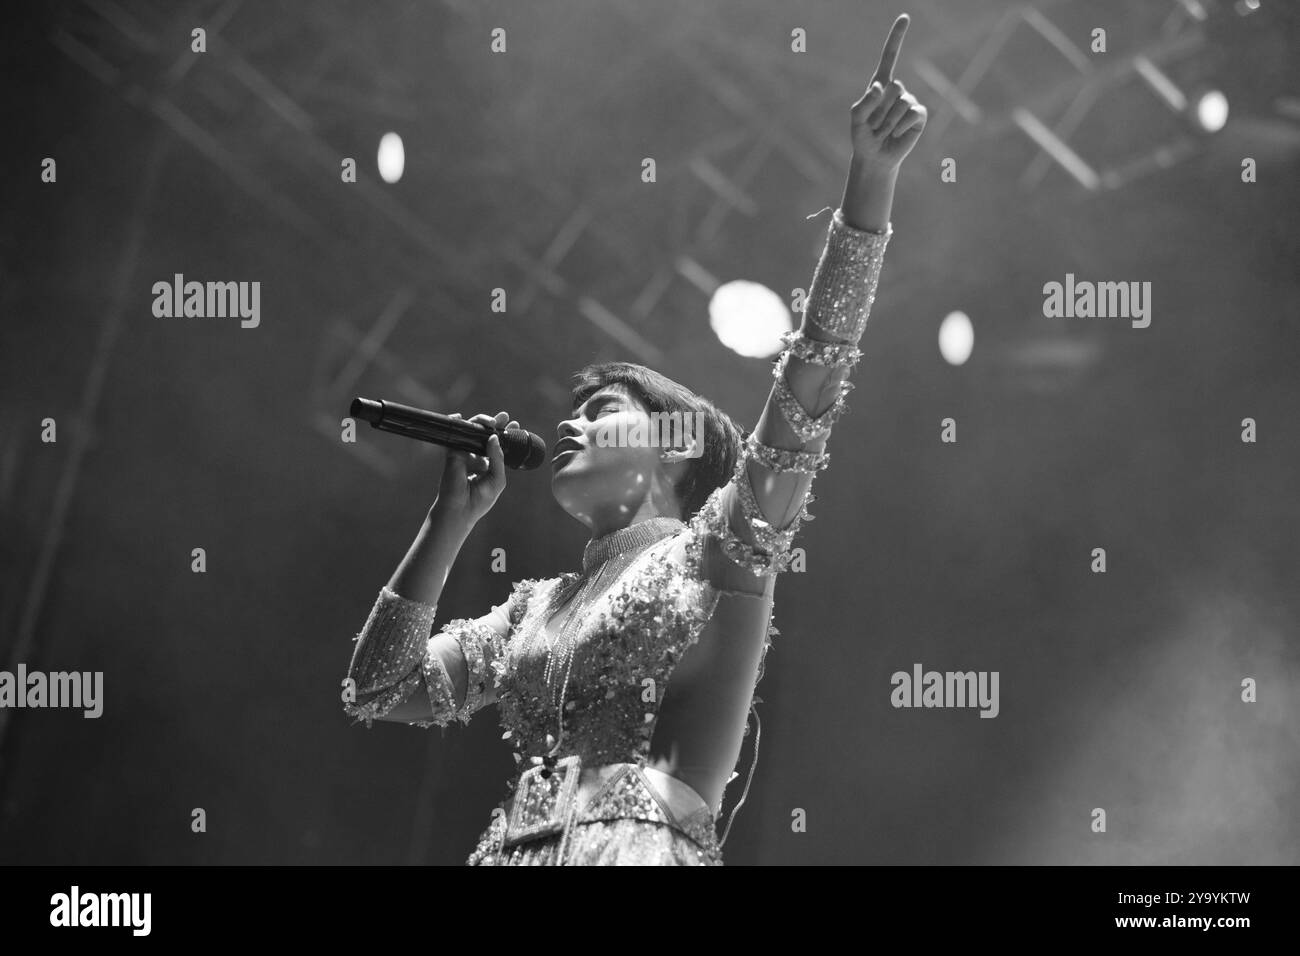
[
  {"x1": 342, "y1": 578, "x2": 542, "y2": 730},
  {"x1": 706, "y1": 207, "x2": 891, "y2": 577}
]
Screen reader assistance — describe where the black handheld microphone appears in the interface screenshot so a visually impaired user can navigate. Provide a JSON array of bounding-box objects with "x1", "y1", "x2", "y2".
[{"x1": 350, "y1": 397, "x2": 548, "y2": 470}]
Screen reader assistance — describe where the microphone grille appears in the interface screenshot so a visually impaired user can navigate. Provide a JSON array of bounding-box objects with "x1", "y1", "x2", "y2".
[{"x1": 500, "y1": 428, "x2": 548, "y2": 470}]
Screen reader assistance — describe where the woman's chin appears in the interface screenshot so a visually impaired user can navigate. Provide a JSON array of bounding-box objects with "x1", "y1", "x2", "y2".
[
  {"x1": 550, "y1": 452, "x2": 589, "y2": 483},
  {"x1": 549, "y1": 462, "x2": 586, "y2": 502}
]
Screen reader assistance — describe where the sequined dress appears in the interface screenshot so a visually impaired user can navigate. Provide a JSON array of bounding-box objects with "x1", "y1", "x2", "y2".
[{"x1": 343, "y1": 207, "x2": 892, "y2": 865}]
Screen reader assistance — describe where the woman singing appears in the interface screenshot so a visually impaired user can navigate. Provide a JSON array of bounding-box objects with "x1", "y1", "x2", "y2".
[{"x1": 342, "y1": 14, "x2": 927, "y2": 865}]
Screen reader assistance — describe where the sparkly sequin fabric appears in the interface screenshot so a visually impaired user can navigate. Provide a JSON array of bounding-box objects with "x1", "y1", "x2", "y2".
[
  {"x1": 803, "y1": 208, "x2": 892, "y2": 342},
  {"x1": 466, "y1": 763, "x2": 724, "y2": 866},
  {"x1": 473, "y1": 517, "x2": 732, "y2": 865},
  {"x1": 344, "y1": 207, "x2": 891, "y2": 865},
  {"x1": 495, "y1": 523, "x2": 718, "y2": 770}
]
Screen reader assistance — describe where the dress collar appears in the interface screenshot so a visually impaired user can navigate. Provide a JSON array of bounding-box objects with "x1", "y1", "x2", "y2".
[{"x1": 582, "y1": 516, "x2": 685, "y2": 574}]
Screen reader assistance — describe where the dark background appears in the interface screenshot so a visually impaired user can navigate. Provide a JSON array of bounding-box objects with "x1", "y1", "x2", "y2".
[{"x1": 2, "y1": 0, "x2": 1297, "y2": 864}]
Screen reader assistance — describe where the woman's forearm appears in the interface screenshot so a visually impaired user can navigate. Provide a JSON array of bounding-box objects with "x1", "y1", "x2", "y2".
[
  {"x1": 385, "y1": 507, "x2": 475, "y2": 607},
  {"x1": 713, "y1": 165, "x2": 896, "y2": 579},
  {"x1": 343, "y1": 508, "x2": 474, "y2": 724},
  {"x1": 840, "y1": 160, "x2": 898, "y2": 234},
  {"x1": 741, "y1": 164, "x2": 897, "y2": 532}
]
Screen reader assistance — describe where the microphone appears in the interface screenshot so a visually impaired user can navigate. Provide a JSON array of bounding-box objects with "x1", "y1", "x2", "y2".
[{"x1": 350, "y1": 397, "x2": 548, "y2": 470}]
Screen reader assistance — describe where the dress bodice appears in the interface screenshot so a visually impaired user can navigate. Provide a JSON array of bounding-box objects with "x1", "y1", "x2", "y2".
[{"x1": 494, "y1": 529, "x2": 722, "y2": 772}]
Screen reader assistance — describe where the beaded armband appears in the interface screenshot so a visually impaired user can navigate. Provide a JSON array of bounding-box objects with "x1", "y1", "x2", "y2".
[
  {"x1": 740, "y1": 430, "x2": 829, "y2": 474},
  {"x1": 772, "y1": 322, "x2": 865, "y2": 441},
  {"x1": 777, "y1": 328, "x2": 863, "y2": 369},
  {"x1": 803, "y1": 208, "x2": 891, "y2": 343},
  {"x1": 702, "y1": 434, "x2": 828, "y2": 576},
  {"x1": 771, "y1": 360, "x2": 855, "y2": 442}
]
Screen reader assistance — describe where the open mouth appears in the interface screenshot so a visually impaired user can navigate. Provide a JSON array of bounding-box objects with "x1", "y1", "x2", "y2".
[{"x1": 551, "y1": 446, "x2": 582, "y2": 466}]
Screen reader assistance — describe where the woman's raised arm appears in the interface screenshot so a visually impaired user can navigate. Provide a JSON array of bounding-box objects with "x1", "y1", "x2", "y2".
[{"x1": 709, "y1": 14, "x2": 927, "y2": 577}]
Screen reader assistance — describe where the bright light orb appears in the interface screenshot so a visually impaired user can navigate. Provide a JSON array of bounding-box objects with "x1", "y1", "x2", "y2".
[
  {"x1": 709, "y1": 280, "x2": 792, "y2": 359},
  {"x1": 378, "y1": 132, "x2": 405, "y2": 183},
  {"x1": 938, "y1": 310, "x2": 974, "y2": 366},
  {"x1": 1195, "y1": 91, "x2": 1229, "y2": 132}
]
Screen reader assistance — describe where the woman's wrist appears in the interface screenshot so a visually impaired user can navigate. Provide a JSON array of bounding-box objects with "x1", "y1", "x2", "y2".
[
  {"x1": 840, "y1": 157, "x2": 898, "y2": 233},
  {"x1": 427, "y1": 502, "x2": 475, "y2": 538}
]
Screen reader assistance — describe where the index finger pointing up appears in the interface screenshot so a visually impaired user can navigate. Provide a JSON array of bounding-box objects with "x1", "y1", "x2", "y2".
[{"x1": 872, "y1": 14, "x2": 910, "y2": 85}]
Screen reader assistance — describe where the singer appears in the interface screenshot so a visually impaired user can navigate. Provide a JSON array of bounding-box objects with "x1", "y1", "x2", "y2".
[{"x1": 341, "y1": 14, "x2": 926, "y2": 865}]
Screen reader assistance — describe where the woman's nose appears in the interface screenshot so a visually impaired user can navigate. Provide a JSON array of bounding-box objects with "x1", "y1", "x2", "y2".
[{"x1": 557, "y1": 418, "x2": 583, "y2": 442}]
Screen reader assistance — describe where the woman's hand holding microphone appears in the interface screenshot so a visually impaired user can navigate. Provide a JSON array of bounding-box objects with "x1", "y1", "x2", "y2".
[{"x1": 432, "y1": 410, "x2": 522, "y2": 527}]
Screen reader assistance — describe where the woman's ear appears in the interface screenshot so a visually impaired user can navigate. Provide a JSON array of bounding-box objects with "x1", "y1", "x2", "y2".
[{"x1": 660, "y1": 434, "x2": 702, "y2": 464}]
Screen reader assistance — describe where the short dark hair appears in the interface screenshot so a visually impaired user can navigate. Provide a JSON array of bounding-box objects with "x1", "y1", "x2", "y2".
[{"x1": 569, "y1": 362, "x2": 746, "y2": 519}]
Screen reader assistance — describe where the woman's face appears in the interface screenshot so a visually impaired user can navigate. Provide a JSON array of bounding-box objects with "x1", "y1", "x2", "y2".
[{"x1": 550, "y1": 384, "x2": 676, "y2": 528}]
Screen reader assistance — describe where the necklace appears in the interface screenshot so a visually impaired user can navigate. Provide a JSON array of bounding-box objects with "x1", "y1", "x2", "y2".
[{"x1": 527, "y1": 516, "x2": 685, "y2": 756}]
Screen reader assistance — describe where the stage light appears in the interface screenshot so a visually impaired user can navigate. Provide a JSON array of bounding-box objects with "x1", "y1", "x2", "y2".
[
  {"x1": 1194, "y1": 91, "x2": 1229, "y2": 132},
  {"x1": 708, "y1": 280, "x2": 792, "y2": 359},
  {"x1": 938, "y1": 310, "x2": 974, "y2": 366},
  {"x1": 1234, "y1": 0, "x2": 1260, "y2": 15},
  {"x1": 378, "y1": 132, "x2": 405, "y2": 183}
]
